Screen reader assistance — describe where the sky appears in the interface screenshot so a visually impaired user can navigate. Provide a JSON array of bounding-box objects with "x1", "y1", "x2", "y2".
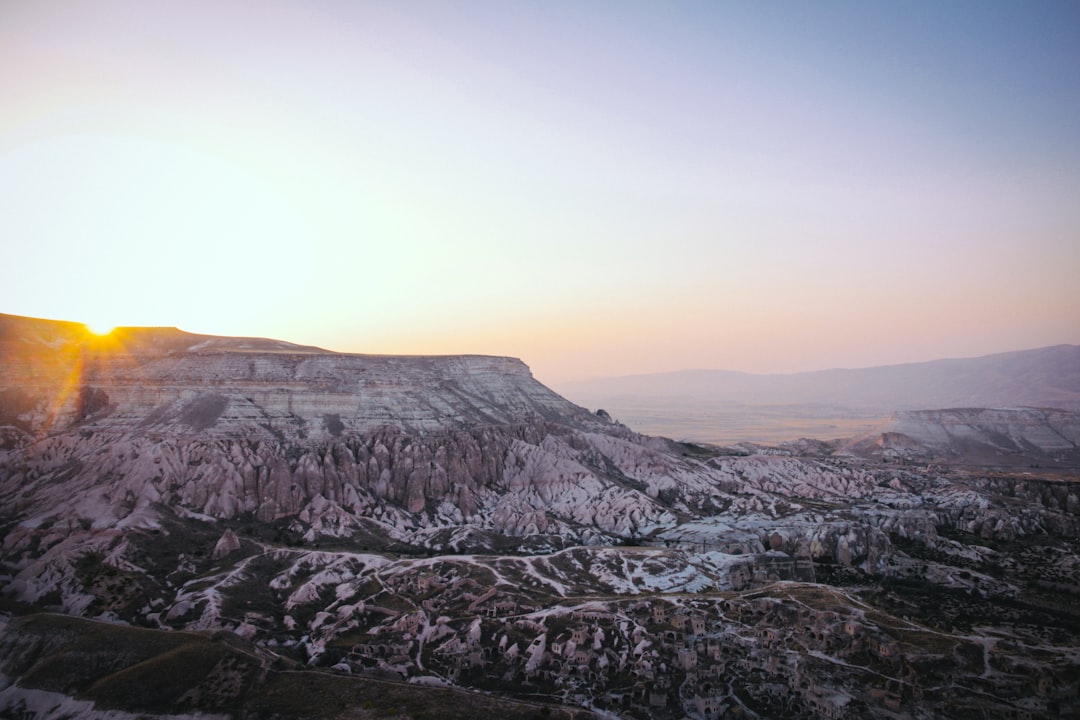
[{"x1": 2, "y1": 0, "x2": 1078, "y2": 384}]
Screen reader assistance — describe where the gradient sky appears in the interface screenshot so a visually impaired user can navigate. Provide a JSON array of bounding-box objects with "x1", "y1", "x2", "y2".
[{"x1": 2, "y1": 1, "x2": 1078, "y2": 384}]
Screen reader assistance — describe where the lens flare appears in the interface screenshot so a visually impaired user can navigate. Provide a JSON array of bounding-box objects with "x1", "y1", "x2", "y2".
[{"x1": 84, "y1": 322, "x2": 115, "y2": 337}]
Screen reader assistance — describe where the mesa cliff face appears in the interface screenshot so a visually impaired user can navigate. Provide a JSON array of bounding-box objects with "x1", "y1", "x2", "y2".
[{"x1": 0, "y1": 313, "x2": 595, "y2": 440}]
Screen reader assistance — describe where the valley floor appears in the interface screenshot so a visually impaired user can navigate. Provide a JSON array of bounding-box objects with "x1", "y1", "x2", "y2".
[{"x1": 3, "y1": 460, "x2": 1079, "y2": 719}]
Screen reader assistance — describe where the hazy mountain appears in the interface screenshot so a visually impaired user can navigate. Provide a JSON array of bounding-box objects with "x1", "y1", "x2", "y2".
[
  {"x1": 558, "y1": 345, "x2": 1080, "y2": 409},
  {"x1": 1, "y1": 314, "x2": 1078, "y2": 719},
  {"x1": 554, "y1": 345, "x2": 1080, "y2": 443}
]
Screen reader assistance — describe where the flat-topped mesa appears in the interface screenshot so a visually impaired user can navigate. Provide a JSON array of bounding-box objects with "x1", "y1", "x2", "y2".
[
  {"x1": 90, "y1": 352, "x2": 591, "y2": 437},
  {"x1": 0, "y1": 313, "x2": 597, "y2": 438}
]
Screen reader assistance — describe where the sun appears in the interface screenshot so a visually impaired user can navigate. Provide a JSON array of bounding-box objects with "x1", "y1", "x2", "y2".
[{"x1": 84, "y1": 321, "x2": 116, "y2": 337}]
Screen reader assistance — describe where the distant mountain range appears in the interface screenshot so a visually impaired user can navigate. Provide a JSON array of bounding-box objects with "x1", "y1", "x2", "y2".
[
  {"x1": 557, "y1": 345, "x2": 1080, "y2": 410},
  {"x1": 554, "y1": 345, "x2": 1080, "y2": 443}
]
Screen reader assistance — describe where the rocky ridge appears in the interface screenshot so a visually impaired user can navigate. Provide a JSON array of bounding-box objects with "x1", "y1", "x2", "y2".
[
  {"x1": 845, "y1": 407, "x2": 1080, "y2": 466},
  {"x1": 0, "y1": 314, "x2": 593, "y2": 440}
]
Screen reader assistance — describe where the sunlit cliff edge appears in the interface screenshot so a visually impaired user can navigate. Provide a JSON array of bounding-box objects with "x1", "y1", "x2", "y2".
[{"x1": 0, "y1": 312, "x2": 598, "y2": 440}]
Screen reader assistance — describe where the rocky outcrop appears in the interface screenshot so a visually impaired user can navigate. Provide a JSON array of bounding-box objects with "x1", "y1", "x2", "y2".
[
  {"x1": 211, "y1": 529, "x2": 241, "y2": 560},
  {"x1": 892, "y1": 407, "x2": 1080, "y2": 450},
  {"x1": 845, "y1": 406, "x2": 1080, "y2": 466}
]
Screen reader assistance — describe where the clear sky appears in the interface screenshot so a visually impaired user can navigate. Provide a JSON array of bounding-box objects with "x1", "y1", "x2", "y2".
[{"x1": 2, "y1": 1, "x2": 1078, "y2": 384}]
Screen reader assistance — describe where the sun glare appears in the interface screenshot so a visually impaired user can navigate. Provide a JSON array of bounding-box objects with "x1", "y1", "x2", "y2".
[{"x1": 85, "y1": 322, "x2": 115, "y2": 337}]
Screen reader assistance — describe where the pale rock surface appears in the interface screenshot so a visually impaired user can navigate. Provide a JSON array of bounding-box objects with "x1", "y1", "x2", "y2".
[
  {"x1": 211, "y1": 529, "x2": 241, "y2": 559},
  {"x1": 846, "y1": 406, "x2": 1080, "y2": 464}
]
